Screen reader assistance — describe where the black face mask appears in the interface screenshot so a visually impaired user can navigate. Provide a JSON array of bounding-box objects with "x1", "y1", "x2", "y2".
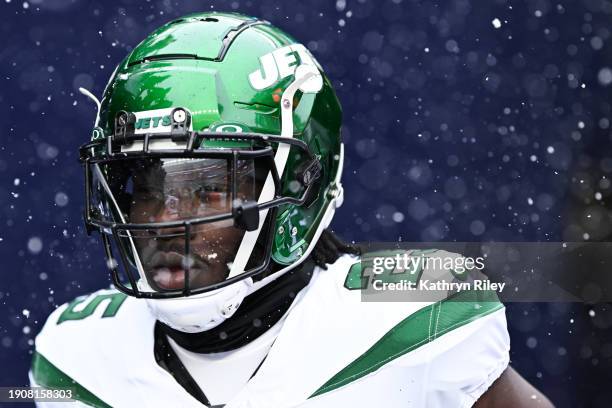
[{"x1": 81, "y1": 123, "x2": 322, "y2": 300}]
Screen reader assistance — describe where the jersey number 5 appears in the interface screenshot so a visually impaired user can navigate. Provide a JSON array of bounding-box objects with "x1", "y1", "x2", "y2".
[{"x1": 57, "y1": 292, "x2": 127, "y2": 324}]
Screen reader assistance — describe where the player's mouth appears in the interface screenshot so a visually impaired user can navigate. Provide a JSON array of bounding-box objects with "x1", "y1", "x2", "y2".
[{"x1": 148, "y1": 251, "x2": 208, "y2": 290}]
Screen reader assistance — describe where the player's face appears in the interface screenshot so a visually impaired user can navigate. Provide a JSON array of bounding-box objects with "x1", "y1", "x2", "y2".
[{"x1": 127, "y1": 158, "x2": 256, "y2": 291}]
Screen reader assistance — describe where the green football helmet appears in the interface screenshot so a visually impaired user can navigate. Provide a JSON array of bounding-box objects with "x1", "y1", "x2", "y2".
[{"x1": 79, "y1": 11, "x2": 344, "y2": 313}]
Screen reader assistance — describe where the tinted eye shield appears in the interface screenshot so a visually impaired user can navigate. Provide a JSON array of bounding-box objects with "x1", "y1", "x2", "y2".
[{"x1": 79, "y1": 130, "x2": 322, "y2": 232}]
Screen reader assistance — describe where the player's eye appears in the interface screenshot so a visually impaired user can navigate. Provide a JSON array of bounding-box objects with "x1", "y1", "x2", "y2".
[{"x1": 197, "y1": 187, "x2": 227, "y2": 208}]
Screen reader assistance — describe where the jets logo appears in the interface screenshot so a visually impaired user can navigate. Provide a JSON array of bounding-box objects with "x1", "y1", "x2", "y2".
[
  {"x1": 248, "y1": 43, "x2": 320, "y2": 90},
  {"x1": 132, "y1": 108, "x2": 192, "y2": 135},
  {"x1": 135, "y1": 115, "x2": 171, "y2": 130}
]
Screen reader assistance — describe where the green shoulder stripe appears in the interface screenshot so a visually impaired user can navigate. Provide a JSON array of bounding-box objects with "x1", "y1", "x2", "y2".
[
  {"x1": 31, "y1": 352, "x2": 111, "y2": 408},
  {"x1": 310, "y1": 289, "x2": 503, "y2": 398}
]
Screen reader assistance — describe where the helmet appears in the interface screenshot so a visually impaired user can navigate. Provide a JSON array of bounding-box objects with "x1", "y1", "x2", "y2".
[{"x1": 79, "y1": 12, "x2": 344, "y2": 332}]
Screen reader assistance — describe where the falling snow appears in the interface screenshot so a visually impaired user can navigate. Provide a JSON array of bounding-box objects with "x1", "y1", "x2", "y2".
[{"x1": 0, "y1": 1, "x2": 610, "y2": 406}]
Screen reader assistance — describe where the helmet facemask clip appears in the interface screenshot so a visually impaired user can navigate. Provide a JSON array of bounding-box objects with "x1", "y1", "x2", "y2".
[
  {"x1": 169, "y1": 108, "x2": 191, "y2": 141},
  {"x1": 113, "y1": 110, "x2": 136, "y2": 143}
]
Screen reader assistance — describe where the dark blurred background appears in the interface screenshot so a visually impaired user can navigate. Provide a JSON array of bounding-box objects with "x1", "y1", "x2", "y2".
[{"x1": 1, "y1": 0, "x2": 612, "y2": 407}]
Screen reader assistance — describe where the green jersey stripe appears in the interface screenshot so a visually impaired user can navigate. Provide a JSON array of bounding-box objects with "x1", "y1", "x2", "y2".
[
  {"x1": 310, "y1": 289, "x2": 503, "y2": 397},
  {"x1": 31, "y1": 351, "x2": 111, "y2": 408}
]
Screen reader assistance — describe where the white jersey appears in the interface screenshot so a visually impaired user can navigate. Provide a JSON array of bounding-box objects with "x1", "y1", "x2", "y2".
[{"x1": 30, "y1": 252, "x2": 510, "y2": 408}]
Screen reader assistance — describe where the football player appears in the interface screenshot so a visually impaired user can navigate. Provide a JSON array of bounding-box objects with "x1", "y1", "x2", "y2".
[{"x1": 30, "y1": 12, "x2": 553, "y2": 408}]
